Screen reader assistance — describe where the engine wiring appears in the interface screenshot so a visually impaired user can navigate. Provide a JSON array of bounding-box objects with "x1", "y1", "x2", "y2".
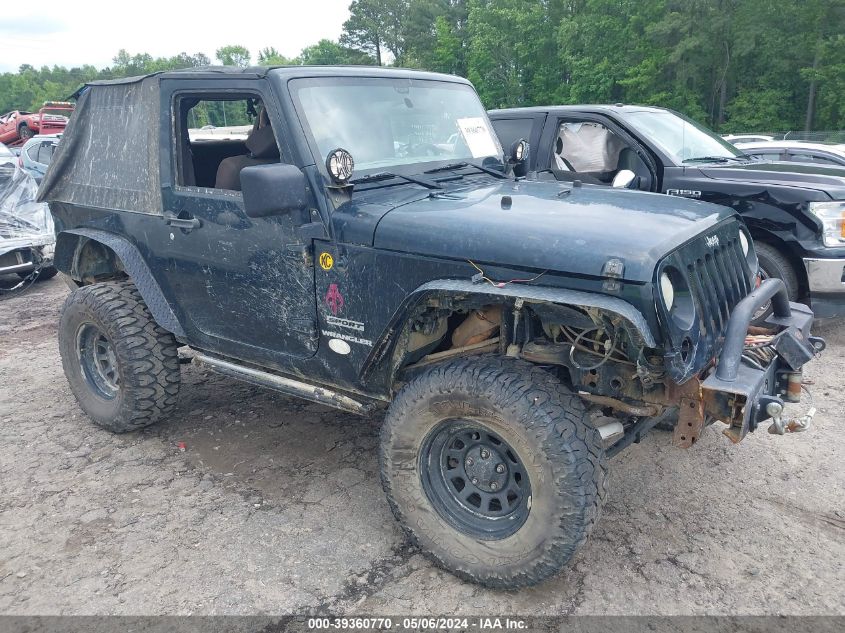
[
  {"x1": 742, "y1": 332, "x2": 784, "y2": 369},
  {"x1": 559, "y1": 324, "x2": 635, "y2": 367},
  {"x1": 467, "y1": 259, "x2": 548, "y2": 288}
]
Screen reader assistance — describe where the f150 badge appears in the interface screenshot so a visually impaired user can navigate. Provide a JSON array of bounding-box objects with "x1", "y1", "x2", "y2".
[{"x1": 666, "y1": 189, "x2": 702, "y2": 199}]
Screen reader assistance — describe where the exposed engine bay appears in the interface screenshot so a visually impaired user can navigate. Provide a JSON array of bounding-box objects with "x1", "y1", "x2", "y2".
[{"x1": 393, "y1": 294, "x2": 819, "y2": 454}]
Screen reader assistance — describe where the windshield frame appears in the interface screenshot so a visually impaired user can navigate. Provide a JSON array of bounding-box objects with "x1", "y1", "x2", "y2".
[
  {"x1": 623, "y1": 108, "x2": 746, "y2": 167},
  {"x1": 288, "y1": 75, "x2": 507, "y2": 182}
]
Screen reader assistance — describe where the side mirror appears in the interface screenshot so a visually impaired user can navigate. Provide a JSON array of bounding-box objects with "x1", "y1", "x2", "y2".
[
  {"x1": 508, "y1": 139, "x2": 529, "y2": 177},
  {"x1": 241, "y1": 163, "x2": 310, "y2": 218},
  {"x1": 612, "y1": 169, "x2": 637, "y2": 189},
  {"x1": 509, "y1": 139, "x2": 529, "y2": 164}
]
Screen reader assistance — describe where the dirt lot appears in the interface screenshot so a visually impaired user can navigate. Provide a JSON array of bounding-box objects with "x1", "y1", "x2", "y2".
[{"x1": 1, "y1": 277, "x2": 843, "y2": 616}]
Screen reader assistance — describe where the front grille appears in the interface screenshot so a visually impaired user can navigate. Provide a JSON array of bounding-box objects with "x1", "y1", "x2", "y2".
[{"x1": 685, "y1": 233, "x2": 753, "y2": 340}]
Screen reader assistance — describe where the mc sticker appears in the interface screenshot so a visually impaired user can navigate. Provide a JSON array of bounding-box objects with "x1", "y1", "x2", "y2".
[{"x1": 319, "y1": 252, "x2": 334, "y2": 271}]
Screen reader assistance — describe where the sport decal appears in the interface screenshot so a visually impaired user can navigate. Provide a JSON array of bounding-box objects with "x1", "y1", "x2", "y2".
[
  {"x1": 324, "y1": 283, "x2": 345, "y2": 316},
  {"x1": 325, "y1": 315, "x2": 365, "y2": 332}
]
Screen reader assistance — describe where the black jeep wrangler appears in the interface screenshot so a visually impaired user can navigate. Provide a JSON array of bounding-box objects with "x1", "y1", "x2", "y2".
[{"x1": 41, "y1": 67, "x2": 822, "y2": 588}]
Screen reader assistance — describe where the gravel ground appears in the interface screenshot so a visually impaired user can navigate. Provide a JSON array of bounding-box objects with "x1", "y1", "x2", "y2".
[{"x1": 0, "y1": 277, "x2": 843, "y2": 616}]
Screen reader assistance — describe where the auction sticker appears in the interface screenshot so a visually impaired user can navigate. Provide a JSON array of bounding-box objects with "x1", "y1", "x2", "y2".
[{"x1": 456, "y1": 117, "x2": 499, "y2": 158}]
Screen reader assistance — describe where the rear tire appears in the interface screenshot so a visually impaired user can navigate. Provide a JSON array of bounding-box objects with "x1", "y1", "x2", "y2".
[
  {"x1": 380, "y1": 357, "x2": 608, "y2": 588},
  {"x1": 58, "y1": 280, "x2": 181, "y2": 432},
  {"x1": 18, "y1": 124, "x2": 34, "y2": 140}
]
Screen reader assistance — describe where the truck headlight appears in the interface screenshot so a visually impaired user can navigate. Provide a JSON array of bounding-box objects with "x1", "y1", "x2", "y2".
[
  {"x1": 808, "y1": 201, "x2": 845, "y2": 247},
  {"x1": 660, "y1": 271, "x2": 674, "y2": 311}
]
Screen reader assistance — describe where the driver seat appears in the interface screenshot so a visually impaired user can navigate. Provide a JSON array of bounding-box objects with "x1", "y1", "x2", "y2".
[{"x1": 214, "y1": 114, "x2": 281, "y2": 191}]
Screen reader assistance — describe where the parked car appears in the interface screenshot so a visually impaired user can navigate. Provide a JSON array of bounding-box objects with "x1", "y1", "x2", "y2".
[
  {"x1": 735, "y1": 140, "x2": 845, "y2": 167},
  {"x1": 0, "y1": 142, "x2": 57, "y2": 282},
  {"x1": 19, "y1": 134, "x2": 61, "y2": 183},
  {"x1": 489, "y1": 105, "x2": 845, "y2": 318},
  {"x1": 42, "y1": 68, "x2": 821, "y2": 588},
  {"x1": 0, "y1": 102, "x2": 73, "y2": 147},
  {"x1": 723, "y1": 134, "x2": 776, "y2": 144}
]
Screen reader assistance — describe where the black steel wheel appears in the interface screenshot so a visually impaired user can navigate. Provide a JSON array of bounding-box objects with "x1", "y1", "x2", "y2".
[
  {"x1": 421, "y1": 421, "x2": 531, "y2": 540},
  {"x1": 76, "y1": 323, "x2": 120, "y2": 400},
  {"x1": 380, "y1": 357, "x2": 608, "y2": 588}
]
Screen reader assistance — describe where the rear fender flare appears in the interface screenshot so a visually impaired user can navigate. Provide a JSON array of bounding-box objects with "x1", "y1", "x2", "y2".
[{"x1": 55, "y1": 228, "x2": 185, "y2": 338}]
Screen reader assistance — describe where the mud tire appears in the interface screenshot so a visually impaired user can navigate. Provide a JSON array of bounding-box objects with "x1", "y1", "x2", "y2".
[
  {"x1": 380, "y1": 357, "x2": 608, "y2": 588},
  {"x1": 58, "y1": 281, "x2": 180, "y2": 432}
]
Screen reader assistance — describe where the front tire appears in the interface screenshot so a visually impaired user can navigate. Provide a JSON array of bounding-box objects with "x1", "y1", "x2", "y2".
[
  {"x1": 752, "y1": 242, "x2": 800, "y2": 325},
  {"x1": 380, "y1": 357, "x2": 608, "y2": 588},
  {"x1": 58, "y1": 281, "x2": 181, "y2": 432},
  {"x1": 18, "y1": 124, "x2": 34, "y2": 140}
]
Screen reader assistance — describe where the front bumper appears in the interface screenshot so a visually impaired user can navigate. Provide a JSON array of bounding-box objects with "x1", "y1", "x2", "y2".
[
  {"x1": 698, "y1": 279, "x2": 823, "y2": 443},
  {"x1": 804, "y1": 257, "x2": 845, "y2": 318}
]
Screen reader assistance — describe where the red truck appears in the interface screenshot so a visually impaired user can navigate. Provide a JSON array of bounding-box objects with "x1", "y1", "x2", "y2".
[{"x1": 0, "y1": 102, "x2": 73, "y2": 147}]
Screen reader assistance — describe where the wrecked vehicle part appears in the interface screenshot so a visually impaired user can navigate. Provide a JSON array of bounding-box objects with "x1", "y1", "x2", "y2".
[
  {"x1": 0, "y1": 150, "x2": 55, "y2": 281},
  {"x1": 43, "y1": 67, "x2": 824, "y2": 589}
]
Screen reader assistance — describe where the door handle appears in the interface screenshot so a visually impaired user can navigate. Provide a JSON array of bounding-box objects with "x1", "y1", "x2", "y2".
[{"x1": 165, "y1": 215, "x2": 201, "y2": 231}]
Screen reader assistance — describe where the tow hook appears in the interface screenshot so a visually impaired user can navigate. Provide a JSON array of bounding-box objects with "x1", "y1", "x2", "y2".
[{"x1": 766, "y1": 401, "x2": 816, "y2": 435}]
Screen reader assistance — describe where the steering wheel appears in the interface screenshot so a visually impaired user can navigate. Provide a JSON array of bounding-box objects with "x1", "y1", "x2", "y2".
[{"x1": 409, "y1": 143, "x2": 444, "y2": 157}]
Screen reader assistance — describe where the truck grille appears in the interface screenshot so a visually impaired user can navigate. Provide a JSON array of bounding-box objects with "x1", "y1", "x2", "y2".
[{"x1": 685, "y1": 233, "x2": 753, "y2": 339}]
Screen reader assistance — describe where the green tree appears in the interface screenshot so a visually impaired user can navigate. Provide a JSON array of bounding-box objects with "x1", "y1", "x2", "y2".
[
  {"x1": 341, "y1": 0, "x2": 408, "y2": 65},
  {"x1": 257, "y1": 47, "x2": 294, "y2": 65},
  {"x1": 215, "y1": 45, "x2": 251, "y2": 67},
  {"x1": 298, "y1": 39, "x2": 376, "y2": 65}
]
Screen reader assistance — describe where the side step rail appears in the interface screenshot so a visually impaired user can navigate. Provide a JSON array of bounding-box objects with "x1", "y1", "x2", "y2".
[{"x1": 192, "y1": 353, "x2": 375, "y2": 416}]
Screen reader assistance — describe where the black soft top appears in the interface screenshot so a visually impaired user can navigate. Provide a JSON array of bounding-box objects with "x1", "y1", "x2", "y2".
[
  {"x1": 73, "y1": 65, "x2": 469, "y2": 94},
  {"x1": 40, "y1": 66, "x2": 469, "y2": 214}
]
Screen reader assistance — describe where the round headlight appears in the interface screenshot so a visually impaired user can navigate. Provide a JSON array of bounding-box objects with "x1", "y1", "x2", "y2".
[
  {"x1": 660, "y1": 271, "x2": 675, "y2": 311},
  {"x1": 739, "y1": 231, "x2": 749, "y2": 256}
]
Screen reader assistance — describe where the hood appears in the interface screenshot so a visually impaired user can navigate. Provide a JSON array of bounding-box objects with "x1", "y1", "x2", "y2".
[
  {"x1": 373, "y1": 179, "x2": 735, "y2": 282},
  {"x1": 701, "y1": 162, "x2": 845, "y2": 199}
]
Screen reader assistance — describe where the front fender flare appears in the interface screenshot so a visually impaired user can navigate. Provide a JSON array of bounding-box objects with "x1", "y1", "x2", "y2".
[
  {"x1": 362, "y1": 278, "x2": 657, "y2": 384},
  {"x1": 55, "y1": 228, "x2": 185, "y2": 338}
]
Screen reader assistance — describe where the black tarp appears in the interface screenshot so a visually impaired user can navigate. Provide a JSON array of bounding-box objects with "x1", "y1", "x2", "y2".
[{"x1": 38, "y1": 74, "x2": 163, "y2": 215}]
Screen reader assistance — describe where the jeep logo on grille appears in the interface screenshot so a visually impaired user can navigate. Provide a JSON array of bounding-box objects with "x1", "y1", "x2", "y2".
[{"x1": 705, "y1": 235, "x2": 720, "y2": 248}]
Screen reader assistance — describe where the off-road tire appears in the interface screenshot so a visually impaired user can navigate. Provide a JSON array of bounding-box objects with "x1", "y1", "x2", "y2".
[
  {"x1": 58, "y1": 280, "x2": 181, "y2": 432},
  {"x1": 752, "y1": 241, "x2": 800, "y2": 326},
  {"x1": 380, "y1": 357, "x2": 608, "y2": 588}
]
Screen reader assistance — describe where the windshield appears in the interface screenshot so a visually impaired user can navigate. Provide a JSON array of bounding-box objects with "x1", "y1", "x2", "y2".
[
  {"x1": 625, "y1": 110, "x2": 744, "y2": 164},
  {"x1": 291, "y1": 77, "x2": 503, "y2": 173}
]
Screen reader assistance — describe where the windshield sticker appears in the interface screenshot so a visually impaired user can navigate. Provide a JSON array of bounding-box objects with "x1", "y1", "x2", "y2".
[{"x1": 456, "y1": 117, "x2": 499, "y2": 159}]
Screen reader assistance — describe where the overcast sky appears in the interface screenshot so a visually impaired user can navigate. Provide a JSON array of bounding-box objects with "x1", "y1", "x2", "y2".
[{"x1": 0, "y1": 0, "x2": 352, "y2": 73}]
